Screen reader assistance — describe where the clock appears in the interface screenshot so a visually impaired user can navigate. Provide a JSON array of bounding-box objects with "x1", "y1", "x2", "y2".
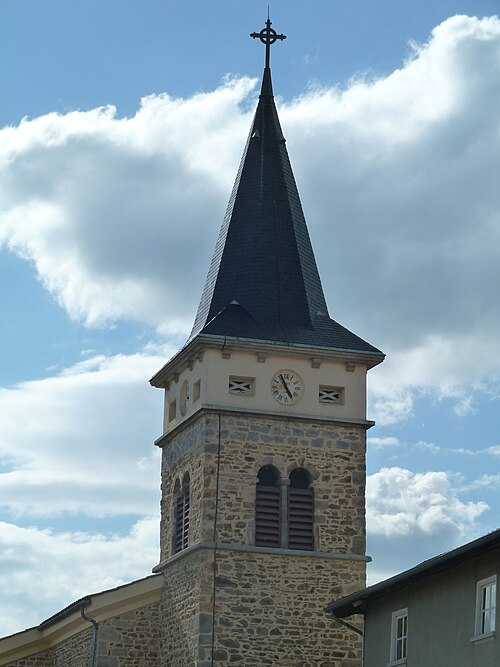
[
  {"x1": 270, "y1": 369, "x2": 304, "y2": 405},
  {"x1": 179, "y1": 380, "x2": 190, "y2": 415}
]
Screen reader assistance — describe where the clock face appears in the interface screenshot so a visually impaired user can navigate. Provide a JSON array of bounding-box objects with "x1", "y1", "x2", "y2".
[
  {"x1": 179, "y1": 380, "x2": 190, "y2": 416},
  {"x1": 270, "y1": 370, "x2": 304, "y2": 405}
]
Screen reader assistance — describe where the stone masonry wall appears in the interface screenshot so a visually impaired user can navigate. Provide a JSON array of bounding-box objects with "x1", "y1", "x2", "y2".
[
  {"x1": 211, "y1": 412, "x2": 367, "y2": 554},
  {"x1": 5, "y1": 629, "x2": 92, "y2": 667},
  {"x1": 160, "y1": 409, "x2": 368, "y2": 666},
  {"x1": 5, "y1": 650, "x2": 54, "y2": 667},
  {"x1": 161, "y1": 549, "x2": 213, "y2": 666},
  {"x1": 51, "y1": 629, "x2": 93, "y2": 667},
  {"x1": 212, "y1": 549, "x2": 364, "y2": 667},
  {"x1": 94, "y1": 600, "x2": 161, "y2": 667},
  {"x1": 161, "y1": 410, "x2": 367, "y2": 556},
  {"x1": 160, "y1": 414, "x2": 211, "y2": 561},
  {"x1": 160, "y1": 545, "x2": 364, "y2": 667}
]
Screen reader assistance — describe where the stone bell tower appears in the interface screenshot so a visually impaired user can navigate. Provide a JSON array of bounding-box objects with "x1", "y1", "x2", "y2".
[{"x1": 150, "y1": 18, "x2": 384, "y2": 667}]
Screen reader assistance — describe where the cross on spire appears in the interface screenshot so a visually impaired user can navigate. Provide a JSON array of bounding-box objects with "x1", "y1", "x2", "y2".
[{"x1": 250, "y1": 18, "x2": 286, "y2": 69}]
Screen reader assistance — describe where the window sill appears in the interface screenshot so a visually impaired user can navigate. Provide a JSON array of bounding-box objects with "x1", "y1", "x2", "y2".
[
  {"x1": 471, "y1": 631, "x2": 495, "y2": 644},
  {"x1": 387, "y1": 660, "x2": 407, "y2": 667}
]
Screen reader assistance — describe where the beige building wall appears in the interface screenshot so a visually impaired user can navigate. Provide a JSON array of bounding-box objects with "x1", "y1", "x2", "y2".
[
  {"x1": 161, "y1": 346, "x2": 369, "y2": 435},
  {"x1": 364, "y1": 549, "x2": 500, "y2": 667}
]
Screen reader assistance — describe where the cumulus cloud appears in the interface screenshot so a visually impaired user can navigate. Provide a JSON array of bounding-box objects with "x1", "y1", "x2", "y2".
[
  {"x1": 0, "y1": 77, "x2": 256, "y2": 333},
  {"x1": 367, "y1": 467, "x2": 488, "y2": 536},
  {"x1": 367, "y1": 436, "x2": 401, "y2": 449},
  {"x1": 0, "y1": 517, "x2": 159, "y2": 637},
  {"x1": 0, "y1": 351, "x2": 167, "y2": 516},
  {"x1": 465, "y1": 473, "x2": 500, "y2": 490},
  {"x1": 366, "y1": 466, "x2": 489, "y2": 583},
  {"x1": 1, "y1": 16, "x2": 500, "y2": 411}
]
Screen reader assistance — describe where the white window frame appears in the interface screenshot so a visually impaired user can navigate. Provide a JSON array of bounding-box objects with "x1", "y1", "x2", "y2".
[
  {"x1": 474, "y1": 575, "x2": 496, "y2": 638},
  {"x1": 389, "y1": 608, "x2": 408, "y2": 664}
]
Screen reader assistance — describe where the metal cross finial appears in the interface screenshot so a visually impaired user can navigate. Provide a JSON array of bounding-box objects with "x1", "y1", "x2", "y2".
[{"x1": 250, "y1": 18, "x2": 286, "y2": 69}]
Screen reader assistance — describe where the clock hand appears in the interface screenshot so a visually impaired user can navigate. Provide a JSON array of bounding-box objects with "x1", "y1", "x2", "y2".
[{"x1": 279, "y1": 374, "x2": 293, "y2": 399}]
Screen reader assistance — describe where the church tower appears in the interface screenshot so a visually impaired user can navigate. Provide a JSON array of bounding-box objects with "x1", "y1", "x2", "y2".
[{"x1": 150, "y1": 19, "x2": 384, "y2": 667}]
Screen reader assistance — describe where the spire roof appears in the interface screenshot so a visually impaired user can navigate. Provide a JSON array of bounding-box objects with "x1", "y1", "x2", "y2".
[{"x1": 190, "y1": 21, "x2": 382, "y2": 359}]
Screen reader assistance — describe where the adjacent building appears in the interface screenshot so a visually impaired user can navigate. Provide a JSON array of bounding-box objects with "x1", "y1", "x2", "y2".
[{"x1": 326, "y1": 529, "x2": 499, "y2": 667}]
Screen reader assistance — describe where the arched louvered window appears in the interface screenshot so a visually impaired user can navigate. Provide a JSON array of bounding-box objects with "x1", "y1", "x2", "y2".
[
  {"x1": 255, "y1": 466, "x2": 281, "y2": 548},
  {"x1": 288, "y1": 468, "x2": 314, "y2": 551},
  {"x1": 174, "y1": 473, "x2": 190, "y2": 553}
]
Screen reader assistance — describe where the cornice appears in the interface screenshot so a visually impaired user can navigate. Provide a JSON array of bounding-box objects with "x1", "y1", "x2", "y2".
[{"x1": 150, "y1": 333, "x2": 384, "y2": 389}]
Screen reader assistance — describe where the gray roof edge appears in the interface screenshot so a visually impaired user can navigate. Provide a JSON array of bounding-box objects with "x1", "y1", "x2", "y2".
[
  {"x1": 37, "y1": 573, "x2": 162, "y2": 630},
  {"x1": 326, "y1": 529, "x2": 500, "y2": 617},
  {"x1": 197, "y1": 333, "x2": 385, "y2": 363}
]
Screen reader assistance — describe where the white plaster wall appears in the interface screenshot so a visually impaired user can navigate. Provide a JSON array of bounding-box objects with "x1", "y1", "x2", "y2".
[{"x1": 162, "y1": 346, "x2": 367, "y2": 434}]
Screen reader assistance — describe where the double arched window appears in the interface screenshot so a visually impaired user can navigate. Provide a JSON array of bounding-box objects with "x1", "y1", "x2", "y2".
[
  {"x1": 255, "y1": 466, "x2": 314, "y2": 550},
  {"x1": 173, "y1": 472, "x2": 190, "y2": 553}
]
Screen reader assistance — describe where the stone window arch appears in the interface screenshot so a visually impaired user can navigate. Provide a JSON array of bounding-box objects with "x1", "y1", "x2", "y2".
[
  {"x1": 255, "y1": 465, "x2": 281, "y2": 548},
  {"x1": 288, "y1": 467, "x2": 314, "y2": 551},
  {"x1": 173, "y1": 472, "x2": 190, "y2": 553}
]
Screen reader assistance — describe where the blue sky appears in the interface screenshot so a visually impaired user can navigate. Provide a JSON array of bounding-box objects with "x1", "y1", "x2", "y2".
[{"x1": 1, "y1": 0, "x2": 499, "y2": 636}]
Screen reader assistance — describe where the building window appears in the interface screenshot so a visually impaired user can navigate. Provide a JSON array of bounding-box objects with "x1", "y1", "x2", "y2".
[
  {"x1": 288, "y1": 468, "x2": 314, "y2": 551},
  {"x1": 390, "y1": 608, "x2": 408, "y2": 663},
  {"x1": 255, "y1": 466, "x2": 281, "y2": 548},
  {"x1": 475, "y1": 576, "x2": 496, "y2": 636},
  {"x1": 173, "y1": 473, "x2": 190, "y2": 553},
  {"x1": 255, "y1": 466, "x2": 314, "y2": 551}
]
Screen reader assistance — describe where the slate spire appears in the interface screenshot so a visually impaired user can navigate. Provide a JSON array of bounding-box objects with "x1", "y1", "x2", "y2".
[{"x1": 190, "y1": 20, "x2": 382, "y2": 358}]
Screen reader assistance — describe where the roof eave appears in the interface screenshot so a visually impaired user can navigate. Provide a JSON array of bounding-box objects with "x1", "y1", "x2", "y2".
[
  {"x1": 150, "y1": 333, "x2": 385, "y2": 388},
  {"x1": 326, "y1": 529, "x2": 500, "y2": 618}
]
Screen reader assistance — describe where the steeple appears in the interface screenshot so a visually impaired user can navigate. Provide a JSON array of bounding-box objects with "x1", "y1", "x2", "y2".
[
  {"x1": 190, "y1": 19, "x2": 382, "y2": 360},
  {"x1": 149, "y1": 25, "x2": 383, "y2": 665}
]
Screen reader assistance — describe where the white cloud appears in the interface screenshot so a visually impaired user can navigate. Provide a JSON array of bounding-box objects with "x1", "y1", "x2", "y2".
[
  {"x1": 0, "y1": 16, "x2": 500, "y2": 417},
  {"x1": 0, "y1": 517, "x2": 159, "y2": 637},
  {"x1": 367, "y1": 436, "x2": 401, "y2": 449},
  {"x1": 366, "y1": 466, "x2": 490, "y2": 583},
  {"x1": 485, "y1": 445, "x2": 500, "y2": 457},
  {"x1": 367, "y1": 467, "x2": 488, "y2": 538},
  {"x1": 467, "y1": 473, "x2": 500, "y2": 490},
  {"x1": 0, "y1": 351, "x2": 167, "y2": 517},
  {"x1": 416, "y1": 440, "x2": 441, "y2": 453},
  {"x1": 0, "y1": 77, "x2": 256, "y2": 332},
  {"x1": 368, "y1": 385, "x2": 414, "y2": 426},
  {"x1": 415, "y1": 441, "x2": 478, "y2": 456}
]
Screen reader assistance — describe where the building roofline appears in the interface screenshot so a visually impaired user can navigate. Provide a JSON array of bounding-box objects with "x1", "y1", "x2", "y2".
[
  {"x1": 150, "y1": 332, "x2": 384, "y2": 388},
  {"x1": 0, "y1": 574, "x2": 163, "y2": 666},
  {"x1": 326, "y1": 529, "x2": 500, "y2": 618}
]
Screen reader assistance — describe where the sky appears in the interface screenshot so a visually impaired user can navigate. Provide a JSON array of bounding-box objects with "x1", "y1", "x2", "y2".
[{"x1": 1, "y1": 0, "x2": 500, "y2": 637}]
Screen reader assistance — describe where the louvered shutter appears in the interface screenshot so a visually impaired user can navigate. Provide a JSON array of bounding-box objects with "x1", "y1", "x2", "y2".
[
  {"x1": 182, "y1": 487, "x2": 190, "y2": 550},
  {"x1": 174, "y1": 488, "x2": 190, "y2": 553},
  {"x1": 288, "y1": 487, "x2": 314, "y2": 550},
  {"x1": 255, "y1": 485, "x2": 281, "y2": 547}
]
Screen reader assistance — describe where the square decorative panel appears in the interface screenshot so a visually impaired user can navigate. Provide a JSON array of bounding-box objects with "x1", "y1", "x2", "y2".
[
  {"x1": 319, "y1": 385, "x2": 344, "y2": 405},
  {"x1": 229, "y1": 376, "x2": 255, "y2": 396}
]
